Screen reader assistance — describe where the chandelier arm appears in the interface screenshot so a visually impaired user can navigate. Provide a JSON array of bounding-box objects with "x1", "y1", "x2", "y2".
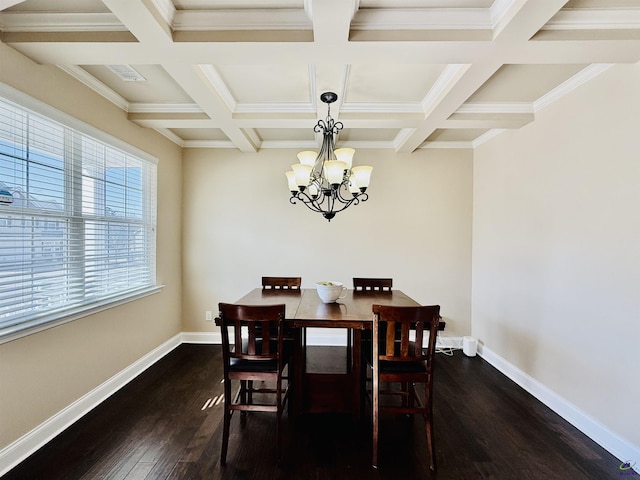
[
  {"x1": 290, "y1": 192, "x2": 325, "y2": 214},
  {"x1": 333, "y1": 185, "x2": 354, "y2": 204},
  {"x1": 334, "y1": 189, "x2": 370, "y2": 211}
]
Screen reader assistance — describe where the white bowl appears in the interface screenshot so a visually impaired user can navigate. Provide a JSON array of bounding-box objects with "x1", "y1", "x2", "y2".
[{"x1": 315, "y1": 281, "x2": 347, "y2": 303}]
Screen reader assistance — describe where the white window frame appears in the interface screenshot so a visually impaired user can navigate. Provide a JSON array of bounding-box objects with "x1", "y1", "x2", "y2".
[{"x1": 0, "y1": 84, "x2": 161, "y2": 344}]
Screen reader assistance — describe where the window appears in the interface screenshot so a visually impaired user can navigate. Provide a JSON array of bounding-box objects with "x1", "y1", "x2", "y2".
[{"x1": 0, "y1": 92, "x2": 157, "y2": 342}]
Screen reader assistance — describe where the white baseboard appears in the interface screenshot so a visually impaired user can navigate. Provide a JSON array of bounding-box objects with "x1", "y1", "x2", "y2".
[
  {"x1": 2, "y1": 334, "x2": 638, "y2": 476},
  {"x1": 181, "y1": 331, "x2": 221, "y2": 344},
  {"x1": 478, "y1": 344, "x2": 640, "y2": 474},
  {"x1": 0, "y1": 334, "x2": 182, "y2": 477}
]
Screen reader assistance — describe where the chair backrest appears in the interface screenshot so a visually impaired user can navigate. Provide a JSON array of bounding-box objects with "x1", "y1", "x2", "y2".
[
  {"x1": 262, "y1": 276, "x2": 302, "y2": 290},
  {"x1": 218, "y1": 303, "x2": 287, "y2": 362},
  {"x1": 372, "y1": 304, "x2": 440, "y2": 365},
  {"x1": 353, "y1": 277, "x2": 393, "y2": 292}
]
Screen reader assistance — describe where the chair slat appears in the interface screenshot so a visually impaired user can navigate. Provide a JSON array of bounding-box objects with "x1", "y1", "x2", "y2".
[
  {"x1": 415, "y1": 322, "x2": 424, "y2": 357},
  {"x1": 400, "y1": 322, "x2": 410, "y2": 357},
  {"x1": 261, "y1": 319, "x2": 271, "y2": 355},
  {"x1": 385, "y1": 320, "x2": 396, "y2": 357},
  {"x1": 248, "y1": 322, "x2": 257, "y2": 355}
]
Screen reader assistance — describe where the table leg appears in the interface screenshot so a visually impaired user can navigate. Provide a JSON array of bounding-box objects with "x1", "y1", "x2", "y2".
[
  {"x1": 293, "y1": 327, "x2": 305, "y2": 417},
  {"x1": 352, "y1": 329, "x2": 362, "y2": 418}
]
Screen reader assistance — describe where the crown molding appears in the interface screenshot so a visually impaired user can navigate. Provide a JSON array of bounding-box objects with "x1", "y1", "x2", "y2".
[
  {"x1": 173, "y1": 9, "x2": 311, "y2": 31},
  {"x1": 198, "y1": 65, "x2": 237, "y2": 112},
  {"x1": 472, "y1": 129, "x2": 506, "y2": 147},
  {"x1": 128, "y1": 103, "x2": 204, "y2": 114},
  {"x1": 421, "y1": 140, "x2": 473, "y2": 149},
  {"x1": 147, "y1": 0, "x2": 176, "y2": 28},
  {"x1": 0, "y1": 12, "x2": 125, "y2": 32},
  {"x1": 422, "y1": 64, "x2": 470, "y2": 115},
  {"x1": 183, "y1": 140, "x2": 237, "y2": 149},
  {"x1": 543, "y1": 9, "x2": 640, "y2": 30},
  {"x1": 351, "y1": 7, "x2": 492, "y2": 31},
  {"x1": 234, "y1": 102, "x2": 316, "y2": 114},
  {"x1": 458, "y1": 102, "x2": 534, "y2": 114},
  {"x1": 56, "y1": 65, "x2": 129, "y2": 111},
  {"x1": 340, "y1": 102, "x2": 423, "y2": 114},
  {"x1": 534, "y1": 64, "x2": 613, "y2": 111},
  {"x1": 490, "y1": 0, "x2": 521, "y2": 27},
  {"x1": 154, "y1": 128, "x2": 184, "y2": 147}
]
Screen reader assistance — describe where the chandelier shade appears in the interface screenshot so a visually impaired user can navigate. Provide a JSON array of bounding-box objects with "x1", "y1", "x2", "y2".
[{"x1": 286, "y1": 92, "x2": 373, "y2": 221}]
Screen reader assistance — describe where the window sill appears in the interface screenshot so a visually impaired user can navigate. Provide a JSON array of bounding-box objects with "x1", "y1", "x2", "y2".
[{"x1": 0, "y1": 285, "x2": 165, "y2": 345}]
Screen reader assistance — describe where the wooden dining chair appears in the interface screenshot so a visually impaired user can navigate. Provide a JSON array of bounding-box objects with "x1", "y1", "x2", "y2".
[
  {"x1": 217, "y1": 302, "x2": 292, "y2": 465},
  {"x1": 262, "y1": 276, "x2": 302, "y2": 290},
  {"x1": 353, "y1": 277, "x2": 393, "y2": 292},
  {"x1": 368, "y1": 304, "x2": 440, "y2": 471}
]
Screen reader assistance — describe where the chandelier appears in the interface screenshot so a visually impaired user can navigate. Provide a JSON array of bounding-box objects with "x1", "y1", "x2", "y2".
[{"x1": 285, "y1": 92, "x2": 373, "y2": 221}]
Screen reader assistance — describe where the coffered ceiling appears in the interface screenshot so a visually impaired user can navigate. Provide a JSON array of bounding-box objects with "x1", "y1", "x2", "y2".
[{"x1": 1, "y1": 0, "x2": 640, "y2": 152}]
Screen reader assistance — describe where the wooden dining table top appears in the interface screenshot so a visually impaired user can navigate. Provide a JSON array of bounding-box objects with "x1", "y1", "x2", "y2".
[{"x1": 234, "y1": 287, "x2": 421, "y2": 329}]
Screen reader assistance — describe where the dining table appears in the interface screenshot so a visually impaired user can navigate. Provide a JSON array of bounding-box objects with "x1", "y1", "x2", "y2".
[{"x1": 233, "y1": 287, "x2": 426, "y2": 417}]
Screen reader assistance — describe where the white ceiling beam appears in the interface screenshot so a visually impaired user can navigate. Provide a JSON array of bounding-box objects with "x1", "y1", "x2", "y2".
[
  {"x1": 100, "y1": 0, "x2": 172, "y2": 44},
  {"x1": 395, "y1": 60, "x2": 503, "y2": 153},
  {"x1": 2, "y1": 37, "x2": 495, "y2": 66},
  {"x1": 311, "y1": 0, "x2": 356, "y2": 44},
  {"x1": 492, "y1": 0, "x2": 569, "y2": 43},
  {"x1": 162, "y1": 64, "x2": 259, "y2": 152}
]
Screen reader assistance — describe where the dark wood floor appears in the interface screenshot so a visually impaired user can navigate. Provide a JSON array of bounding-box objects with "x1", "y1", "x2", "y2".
[{"x1": 2, "y1": 344, "x2": 622, "y2": 480}]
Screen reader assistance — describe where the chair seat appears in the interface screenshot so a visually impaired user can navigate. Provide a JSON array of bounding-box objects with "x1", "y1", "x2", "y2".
[
  {"x1": 379, "y1": 359, "x2": 427, "y2": 374},
  {"x1": 229, "y1": 358, "x2": 279, "y2": 372}
]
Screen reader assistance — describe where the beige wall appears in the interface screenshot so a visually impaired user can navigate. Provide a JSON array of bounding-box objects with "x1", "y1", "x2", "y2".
[
  {"x1": 182, "y1": 147, "x2": 473, "y2": 338},
  {"x1": 473, "y1": 62, "x2": 640, "y2": 448},
  {"x1": 0, "y1": 44, "x2": 183, "y2": 449}
]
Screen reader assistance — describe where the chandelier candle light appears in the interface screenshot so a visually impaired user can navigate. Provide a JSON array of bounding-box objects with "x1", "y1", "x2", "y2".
[{"x1": 286, "y1": 92, "x2": 373, "y2": 221}]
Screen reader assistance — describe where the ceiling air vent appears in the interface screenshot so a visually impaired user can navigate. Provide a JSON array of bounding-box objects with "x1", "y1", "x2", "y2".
[{"x1": 106, "y1": 65, "x2": 146, "y2": 82}]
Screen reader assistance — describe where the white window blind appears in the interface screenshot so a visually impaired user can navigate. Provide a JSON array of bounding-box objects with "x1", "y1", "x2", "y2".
[{"x1": 0, "y1": 95, "x2": 157, "y2": 339}]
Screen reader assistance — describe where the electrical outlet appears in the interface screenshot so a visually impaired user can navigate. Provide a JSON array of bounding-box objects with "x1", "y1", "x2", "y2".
[{"x1": 205, "y1": 311, "x2": 212, "y2": 321}]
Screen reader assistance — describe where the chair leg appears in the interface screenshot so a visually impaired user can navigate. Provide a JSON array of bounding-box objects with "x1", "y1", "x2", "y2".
[
  {"x1": 372, "y1": 367, "x2": 379, "y2": 468},
  {"x1": 240, "y1": 380, "x2": 247, "y2": 404},
  {"x1": 276, "y1": 376, "x2": 283, "y2": 465},
  {"x1": 286, "y1": 364, "x2": 294, "y2": 416},
  {"x1": 346, "y1": 328, "x2": 352, "y2": 373},
  {"x1": 400, "y1": 382, "x2": 407, "y2": 407},
  {"x1": 221, "y1": 378, "x2": 232, "y2": 465},
  {"x1": 425, "y1": 413, "x2": 436, "y2": 471},
  {"x1": 424, "y1": 387, "x2": 436, "y2": 472}
]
